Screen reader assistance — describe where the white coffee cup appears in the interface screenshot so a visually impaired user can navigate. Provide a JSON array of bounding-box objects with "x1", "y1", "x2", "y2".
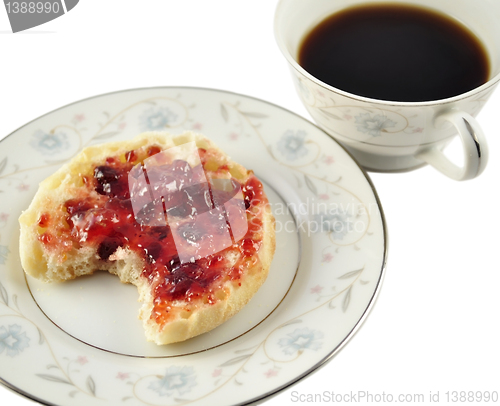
[{"x1": 274, "y1": 0, "x2": 500, "y2": 180}]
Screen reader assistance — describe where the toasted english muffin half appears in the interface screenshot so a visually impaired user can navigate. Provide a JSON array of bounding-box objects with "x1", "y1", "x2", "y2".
[{"x1": 19, "y1": 131, "x2": 275, "y2": 344}]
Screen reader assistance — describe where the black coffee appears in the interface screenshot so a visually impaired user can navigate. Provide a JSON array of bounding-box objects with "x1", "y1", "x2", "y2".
[{"x1": 298, "y1": 4, "x2": 490, "y2": 102}]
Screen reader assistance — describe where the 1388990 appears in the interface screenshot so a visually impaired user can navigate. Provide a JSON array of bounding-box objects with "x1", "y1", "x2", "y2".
[
  {"x1": 445, "y1": 391, "x2": 499, "y2": 403},
  {"x1": 5, "y1": 2, "x2": 60, "y2": 14}
]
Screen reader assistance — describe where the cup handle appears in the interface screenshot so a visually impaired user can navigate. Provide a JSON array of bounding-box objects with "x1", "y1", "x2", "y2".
[{"x1": 415, "y1": 110, "x2": 489, "y2": 181}]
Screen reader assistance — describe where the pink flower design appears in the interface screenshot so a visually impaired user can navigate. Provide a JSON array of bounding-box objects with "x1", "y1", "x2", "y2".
[
  {"x1": 264, "y1": 369, "x2": 278, "y2": 378},
  {"x1": 212, "y1": 368, "x2": 222, "y2": 378},
  {"x1": 323, "y1": 156, "x2": 335, "y2": 165},
  {"x1": 319, "y1": 194, "x2": 329, "y2": 200},
  {"x1": 76, "y1": 356, "x2": 88, "y2": 365},
  {"x1": 74, "y1": 114, "x2": 85, "y2": 122},
  {"x1": 116, "y1": 372, "x2": 129, "y2": 380},
  {"x1": 192, "y1": 122, "x2": 203, "y2": 130},
  {"x1": 322, "y1": 253, "x2": 334, "y2": 263},
  {"x1": 118, "y1": 122, "x2": 127, "y2": 130},
  {"x1": 229, "y1": 132, "x2": 238, "y2": 141},
  {"x1": 412, "y1": 127, "x2": 424, "y2": 133},
  {"x1": 310, "y1": 285, "x2": 323, "y2": 294},
  {"x1": 17, "y1": 183, "x2": 29, "y2": 192},
  {"x1": 0, "y1": 213, "x2": 9, "y2": 222},
  {"x1": 343, "y1": 114, "x2": 353, "y2": 120}
]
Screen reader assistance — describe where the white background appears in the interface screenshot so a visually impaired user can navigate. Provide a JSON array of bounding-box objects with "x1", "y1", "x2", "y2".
[{"x1": 1, "y1": 1, "x2": 499, "y2": 405}]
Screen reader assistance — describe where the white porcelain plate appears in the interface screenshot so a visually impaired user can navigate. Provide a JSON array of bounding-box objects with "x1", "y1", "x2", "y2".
[{"x1": 0, "y1": 87, "x2": 387, "y2": 406}]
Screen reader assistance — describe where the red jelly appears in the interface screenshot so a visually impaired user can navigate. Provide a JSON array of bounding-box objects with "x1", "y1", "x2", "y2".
[
  {"x1": 41, "y1": 146, "x2": 267, "y2": 325},
  {"x1": 38, "y1": 213, "x2": 51, "y2": 228}
]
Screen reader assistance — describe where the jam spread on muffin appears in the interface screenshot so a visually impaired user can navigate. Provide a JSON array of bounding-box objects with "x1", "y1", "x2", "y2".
[{"x1": 36, "y1": 144, "x2": 267, "y2": 327}]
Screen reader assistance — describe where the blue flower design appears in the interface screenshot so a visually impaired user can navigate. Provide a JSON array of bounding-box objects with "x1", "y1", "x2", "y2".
[
  {"x1": 0, "y1": 245, "x2": 9, "y2": 265},
  {"x1": 354, "y1": 113, "x2": 396, "y2": 137},
  {"x1": 140, "y1": 107, "x2": 178, "y2": 131},
  {"x1": 277, "y1": 130, "x2": 309, "y2": 161},
  {"x1": 278, "y1": 327, "x2": 324, "y2": 355},
  {"x1": 30, "y1": 130, "x2": 70, "y2": 155},
  {"x1": 149, "y1": 366, "x2": 196, "y2": 397},
  {"x1": 314, "y1": 211, "x2": 352, "y2": 240},
  {"x1": 0, "y1": 324, "x2": 30, "y2": 357}
]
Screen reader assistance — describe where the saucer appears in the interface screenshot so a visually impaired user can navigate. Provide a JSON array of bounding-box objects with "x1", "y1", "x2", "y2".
[{"x1": 0, "y1": 87, "x2": 387, "y2": 405}]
